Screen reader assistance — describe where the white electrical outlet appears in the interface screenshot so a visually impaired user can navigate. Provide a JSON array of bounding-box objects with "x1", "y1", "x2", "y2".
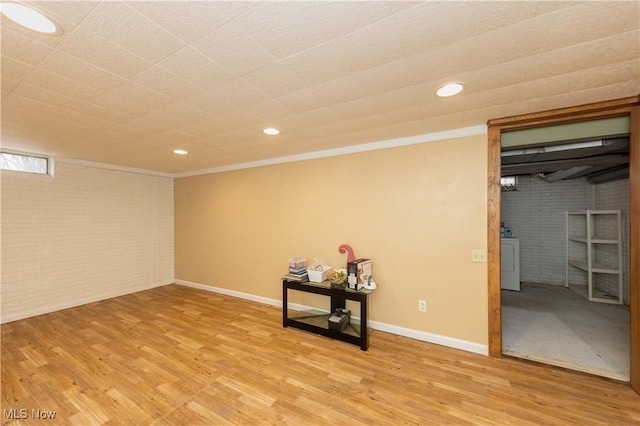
[
  {"x1": 418, "y1": 300, "x2": 427, "y2": 312},
  {"x1": 472, "y1": 249, "x2": 487, "y2": 263}
]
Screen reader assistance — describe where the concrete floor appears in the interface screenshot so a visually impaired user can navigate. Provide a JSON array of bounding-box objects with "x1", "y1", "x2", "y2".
[{"x1": 501, "y1": 282, "x2": 630, "y2": 381}]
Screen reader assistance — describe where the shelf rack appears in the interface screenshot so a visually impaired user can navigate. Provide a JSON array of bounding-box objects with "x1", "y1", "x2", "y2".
[{"x1": 565, "y1": 210, "x2": 623, "y2": 304}]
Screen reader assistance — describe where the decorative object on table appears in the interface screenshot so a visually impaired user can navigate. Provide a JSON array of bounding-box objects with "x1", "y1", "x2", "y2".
[
  {"x1": 328, "y1": 308, "x2": 350, "y2": 332},
  {"x1": 307, "y1": 258, "x2": 331, "y2": 283},
  {"x1": 347, "y1": 258, "x2": 372, "y2": 290},
  {"x1": 289, "y1": 257, "x2": 305, "y2": 269},
  {"x1": 283, "y1": 257, "x2": 308, "y2": 282},
  {"x1": 364, "y1": 276, "x2": 377, "y2": 290},
  {"x1": 327, "y1": 268, "x2": 348, "y2": 288},
  {"x1": 338, "y1": 244, "x2": 356, "y2": 263}
]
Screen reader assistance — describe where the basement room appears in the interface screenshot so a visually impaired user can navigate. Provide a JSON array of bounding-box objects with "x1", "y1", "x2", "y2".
[{"x1": 1, "y1": 1, "x2": 639, "y2": 424}]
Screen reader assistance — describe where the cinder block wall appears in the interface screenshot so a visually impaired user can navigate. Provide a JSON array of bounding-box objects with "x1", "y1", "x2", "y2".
[
  {"x1": 501, "y1": 175, "x2": 594, "y2": 286},
  {"x1": 594, "y1": 179, "x2": 630, "y2": 305},
  {"x1": 1, "y1": 162, "x2": 174, "y2": 322}
]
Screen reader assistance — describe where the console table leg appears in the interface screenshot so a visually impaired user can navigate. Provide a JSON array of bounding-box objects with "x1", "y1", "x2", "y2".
[
  {"x1": 361, "y1": 294, "x2": 368, "y2": 351},
  {"x1": 283, "y1": 286, "x2": 288, "y2": 327}
]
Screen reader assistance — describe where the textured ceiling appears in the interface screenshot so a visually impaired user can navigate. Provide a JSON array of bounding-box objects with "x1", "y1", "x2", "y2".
[{"x1": 1, "y1": 1, "x2": 639, "y2": 174}]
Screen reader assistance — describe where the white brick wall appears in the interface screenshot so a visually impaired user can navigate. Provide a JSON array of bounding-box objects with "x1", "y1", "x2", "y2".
[
  {"x1": 594, "y1": 179, "x2": 630, "y2": 305},
  {"x1": 1, "y1": 162, "x2": 174, "y2": 322},
  {"x1": 501, "y1": 175, "x2": 594, "y2": 286}
]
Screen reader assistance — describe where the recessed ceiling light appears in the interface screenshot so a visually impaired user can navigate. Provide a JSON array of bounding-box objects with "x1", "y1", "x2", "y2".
[
  {"x1": 263, "y1": 128, "x2": 280, "y2": 136},
  {"x1": 0, "y1": 2, "x2": 59, "y2": 34},
  {"x1": 173, "y1": 149, "x2": 188, "y2": 155},
  {"x1": 436, "y1": 83, "x2": 464, "y2": 97}
]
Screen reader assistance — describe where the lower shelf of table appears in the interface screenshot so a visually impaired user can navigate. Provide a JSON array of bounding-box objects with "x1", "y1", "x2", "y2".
[{"x1": 285, "y1": 309, "x2": 371, "y2": 349}]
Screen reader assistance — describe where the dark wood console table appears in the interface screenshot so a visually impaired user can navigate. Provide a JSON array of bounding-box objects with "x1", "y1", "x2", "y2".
[{"x1": 282, "y1": 279, "x2": 371, "y2": 350}]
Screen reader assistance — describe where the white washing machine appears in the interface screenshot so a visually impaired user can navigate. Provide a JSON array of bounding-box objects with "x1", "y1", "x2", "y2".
[{"x1": 501, "y1": 238, "x2": 520, "y2": 291}]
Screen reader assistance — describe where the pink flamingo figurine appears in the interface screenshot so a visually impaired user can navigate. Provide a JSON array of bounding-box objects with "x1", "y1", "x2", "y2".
[{"x1": 338, "y1": 244, "x2": 355, "y2": 263}]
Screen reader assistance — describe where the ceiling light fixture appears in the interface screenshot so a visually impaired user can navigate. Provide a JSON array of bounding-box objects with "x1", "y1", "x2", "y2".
[
  {"x1": 0, "y1": 2, "x2": 59, "y2": 34},
  {"x1": 173, "y1": 149, "x2": 188, "y2": 155},
  {"x1": 263, "y1": 128, "x2": 280, "y2": 136},
  {"x1": 436, "y1": 83, "x2": 464, "y2": 97}
]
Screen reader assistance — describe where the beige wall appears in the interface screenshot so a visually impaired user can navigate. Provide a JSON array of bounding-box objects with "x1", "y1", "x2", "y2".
[
  {"x1": 1, "y1": 162, "x2": 174, "y2": 323},
  {"x1": 175, "y1": 134, "x2": 488, "y2": 345}
]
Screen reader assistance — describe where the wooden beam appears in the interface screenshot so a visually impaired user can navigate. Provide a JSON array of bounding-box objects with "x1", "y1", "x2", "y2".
[{"x1": 487, "y1": 124, "x2": 502, "y2": 358}]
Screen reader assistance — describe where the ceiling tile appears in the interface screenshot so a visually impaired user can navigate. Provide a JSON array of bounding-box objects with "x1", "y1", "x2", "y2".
[
  {"x1": 79, "y1": 1, "x2": 186, "y2": 63},
  {"x1": 2, "y1": 93, "x2": 70, "y2": 119},
  {"x1": 21, "y1": 68, "x2": 105, "y2": 102},
  {"x1": 31, "y1": 0, "x2": 99, "y2": 26},
  {"x1": 303, "y1": 1, "x2": 395, "y2": 41},
  {"x1": 0, "y1": 107, "x2": 59, "y2": 133},
  {"x1": 389, "y1": 2, "x2": 476, "y2": 57},
  {"x1": 0, "y1": 56, "x2": 34, "y2": 82},
  {"x1": 384, "y1": 119, "x2": 428, "y2": 139},
  {"x1": 329, "y1": 21, "x2": 405, "y2": 73},
  {"x1": 242, "y1": 63, "x2": 307, "y2": 98},
  {"x1": 11, "y1": 80, "x2": 82, "y2": 112},
  {"x1": 39, "y1": 50, "x2": 126, "y2": 91},
  {"x1": 188, "y1": 91, "x2": 240, "y2": 117},
  {"x1": 212, "y1": 79, "x2": 272, "y2": 109},
  {"x1": 233, "y1": 1, "x2": 329, "y2": 59},
  {"x1": 277, "y1": 89, "x2": 329, "y2": 114},
  {"x1": 56, "y1": 27, "x2": 153, "y2": 79},
  {"x1": 1, "y1": 76, "x2": 20, "y2": 100},
  {"x1": 179, "y1": 120, "x2": 239, "y2": 140},
  {"x1": 191, "y1": 20, "x2": 275, "y2": 77},
  {"x1": 365, "y1": 86, "x2": 420, "y2": 114},
  {"x1": 63, "y1": 111, "x2": 115, "y2": 131},
  {"x1": 352, "y1": 60, "x2": 410, "y2": 98},
  {"x1": 213, "y1": 2, "x2": 261, "y2": 21},
  {"x1": 244, "y1": 99, "x2": 296, "y2": 121},
  {"x1": 279, "y1": 42, "x2": 352, "y2": 85},
  {"x1": 330, "y1": 98, "x2": 380, "y2": 121},
  {"x1": 132, "y1": 66, "x2": 204, "y2": 104},
  {"x1": 308, "y1": 76, "x2": 369, "y2": 105},
  {"x1": 0, "y1": 28, "x2": 54, "y2": 66},
  {"x1": 159, "y1": 102, "x2": 217, "y2": 126},
  {"x1": 91, "y1": 83, "x2": 173, "y2": 117},
  {"x1": 157, "y1": 47, "x2": 236, "y2": 91},
  {"x1": 124, "y1": 1, "x2": 229, "y2": 44}
]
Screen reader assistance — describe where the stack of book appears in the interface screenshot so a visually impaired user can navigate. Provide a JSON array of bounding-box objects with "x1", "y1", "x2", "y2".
[{"x1": 283, "y1": 257, "x2": 308, "y2": 282}]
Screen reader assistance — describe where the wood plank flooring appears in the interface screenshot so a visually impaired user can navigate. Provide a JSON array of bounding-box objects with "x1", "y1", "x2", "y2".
[{"x1": 2, "y1": 284, "x2": 639, "y2": 425}]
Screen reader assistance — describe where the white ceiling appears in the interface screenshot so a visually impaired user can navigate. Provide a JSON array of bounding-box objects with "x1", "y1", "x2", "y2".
[{"x1": 1, "y1": 1, "x2": 638, "y2": 174}]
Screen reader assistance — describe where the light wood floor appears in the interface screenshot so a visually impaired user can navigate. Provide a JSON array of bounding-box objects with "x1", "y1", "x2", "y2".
[{"x1": 2, "y1": 285, "x2": 639, "y2": 425}]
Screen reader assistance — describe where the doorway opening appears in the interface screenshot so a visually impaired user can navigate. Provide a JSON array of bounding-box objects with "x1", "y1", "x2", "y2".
[
  {"x1": 486, "y1": 96, "x2": 640, "y2": 394},
  {"x1": 499, "y1": 137, "x2": 630, "y2": 380}
]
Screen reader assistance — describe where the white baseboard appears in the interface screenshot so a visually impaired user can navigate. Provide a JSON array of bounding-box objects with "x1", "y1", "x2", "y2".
[
  {"x1": 368, "y1": 320, "x2": 488, "y2": 355},
  {"x1": 174, "y1": 279, "x2": 488, "y2": 356},
  {"x1": 0, "y1": 279, "x2": 173, "y2": 324},
  {"x1": 175, "y1": 279, "x2": 283, "y2": 308}
]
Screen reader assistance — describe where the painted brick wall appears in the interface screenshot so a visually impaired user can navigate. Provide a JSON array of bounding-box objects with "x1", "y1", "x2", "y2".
[
  {"x1": 594, "y1": 179, "x2": 630, "y2": 305},
  {"x1": 1, "y1": 162, "x2": 174, "y2": 322},
  {"x1": 501, "y1": 175, "x2": 594, "y2": 286}
]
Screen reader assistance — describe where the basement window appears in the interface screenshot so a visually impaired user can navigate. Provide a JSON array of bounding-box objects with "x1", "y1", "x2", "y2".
[
  {"x1": 500, "y1": 176, "x2": 517, "y2": 191},
  {"x1": 0, "y1": 152, "x2": 52, "y2": 175}
]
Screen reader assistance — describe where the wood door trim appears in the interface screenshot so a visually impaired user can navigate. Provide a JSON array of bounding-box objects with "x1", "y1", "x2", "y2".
[
  {"x1": 488, "y1": 96, "x2": 640, "y2": 129},
  {"x1": 487, "y1": 124, "x2": 502, "y2": 357},
  {"x1": 629, "y1": 106, "x2": 639, "y2": 393},
  {"x1": 486, "y1": 95, "x2": 640, "y2": 394}
]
